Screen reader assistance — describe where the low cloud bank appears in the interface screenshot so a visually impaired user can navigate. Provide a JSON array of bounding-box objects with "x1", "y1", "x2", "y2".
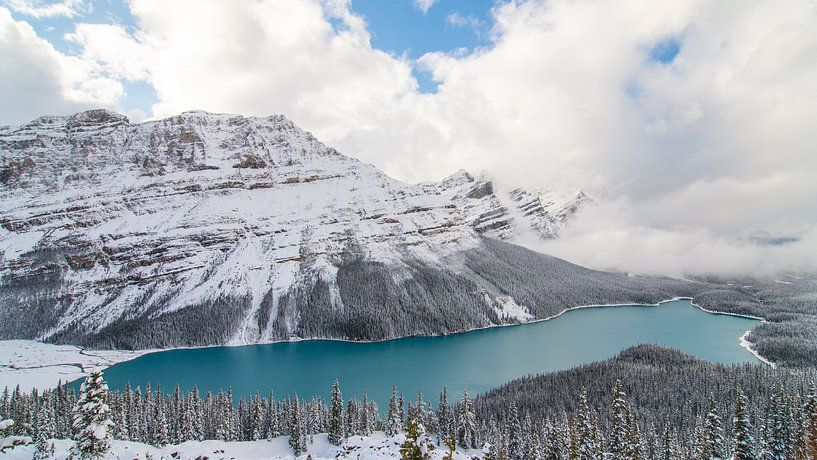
[{"x1": 526, "y1": 199, "x2": 817, "y2": 278}]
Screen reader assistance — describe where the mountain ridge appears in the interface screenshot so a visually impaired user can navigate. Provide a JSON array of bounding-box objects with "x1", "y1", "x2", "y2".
[{"x1": 0, "y1": 109, "x2": 722, "y2": 349}]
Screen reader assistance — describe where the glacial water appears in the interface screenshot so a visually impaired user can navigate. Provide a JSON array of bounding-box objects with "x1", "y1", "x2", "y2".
[{"x1": 98, "y1": 299, "x2": 761, "y2": 408}]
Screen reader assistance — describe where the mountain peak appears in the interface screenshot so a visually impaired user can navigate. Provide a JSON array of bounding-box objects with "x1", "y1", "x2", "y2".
[{"x1": 67, "y1": 108, "x2": 130, "y2": 126}]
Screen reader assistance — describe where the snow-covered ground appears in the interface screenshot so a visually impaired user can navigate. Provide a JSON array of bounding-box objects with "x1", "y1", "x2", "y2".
[
  {"x1": 0, "y1": 432, "x2": 481, "y2": 459},
  {"x1": 0, "y1": 340, "x2": 150, "y2": 391}
]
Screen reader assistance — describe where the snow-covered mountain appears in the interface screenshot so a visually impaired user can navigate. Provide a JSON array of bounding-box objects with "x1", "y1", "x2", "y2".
[{"x1": 1, "y1": 110, "x2": 684, "y2": 349}]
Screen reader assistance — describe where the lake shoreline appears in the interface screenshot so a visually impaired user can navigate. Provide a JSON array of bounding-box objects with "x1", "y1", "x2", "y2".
[{"x1": 0, "y1": 296, "x2": 770, "y2": 392}]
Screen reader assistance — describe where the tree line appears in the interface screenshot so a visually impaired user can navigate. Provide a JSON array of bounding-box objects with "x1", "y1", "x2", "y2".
[{"x1": 1, "y1": 361, "x2": 816, "y2": 459}]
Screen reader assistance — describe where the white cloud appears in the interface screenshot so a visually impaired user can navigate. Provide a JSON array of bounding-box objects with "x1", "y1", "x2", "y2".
[
  {"x1": 0, "y1": 7, "x2": 121, "y2": 124},
  {"x1": 3, "y1": 0, "x2": 89, "y2": 18},
  {"x1": 445, "y1": 12, "x2": 484, "y2": 34},
  {"x1": 65, "y1": 23, "x2": 152, "y2": 81},
  {"x1": 520, "y1": 199, "x2": 817, "y2": 278},
  {"x1": 3, "y1": 0, "x2": 817, "y2": 277},
  {"x1": 413, "y1": 0, "x2": 437, "y2": 15}
]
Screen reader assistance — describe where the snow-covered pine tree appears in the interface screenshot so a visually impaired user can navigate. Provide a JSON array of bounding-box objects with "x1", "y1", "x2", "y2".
[
  {"x1": 643, "y1": 423, "x2": 658, "y2": 460},
  {"x1": 119, "y1": 383, "x2": 131, "y2": 441},
  {"x1": 691, "y1": 414, "x2": 705, "y2": 459},
  {"x1": 289, "y1": 394, "x2": 306, "y2": 455},
  {"x1": 143, "y1": 384, "x2": 154, "y2": 442},
  {"x1": 71, "y1": 369, "x2": 114, "y2": 460},
  {"x1": 457, "y1": 389, "x2": 477, "y2": 449},
  {"x1": 805, "y1": 383, "x2": 817, "y2": 460},
  {"x1": 732, "y1": 387, "x2": 755, "y2": 460},
  {"x1": 249, "y1": 392, "x2": 262, "y2": 441},
  {"x1": 306, "y1": 397, "x2": 322, "y2": 440},
  {"x1": 704, "y1": 396, "x2": 725, "y2": 459},
  {"x1": 437, "y1": 387, "x2": 451, "y2": 445},
  {"x1": 387, "y1": 385, "x2": 403, "y2": 436},
  {"x1": 191, "y1": 386, "x2": 203, "y2": 441},
  {"x1": 346, "y1": 399, "x2": 359, "y2": 436},
  {"x1": 33, "y1": 402, "x2": 56, "y2": 460},
  {"x1": 227, "y1": 388, "x2": 238, "y2": 441},
  {"x1": 131, "y1": 386, "x2": 142, "y2": 442},
  {"x1": 399, "y1": 393, "x2": 406, "y2": 426},
  {"x1": 361, "y1": 391, "x2": 375, "y2": 436},
  {"x1": 366, "y1": 399, "x2": 378, "y2": 435},
  {"x1": 661, "y1": 425, "x2": 680, "y2": 460},
  {"x1": 764, "y1": 386, "x2": 789, "y2": 460},
  {"x1": 609, "y1": 379, "x2": 631, "y2": 459},
  {"x1": 624, "y1": 411, "x2": 642, "y2": 460},
  {"x1": 506, "y1": 400, "x2": 522, "y2": 459},
  {"x1": 573, "y1": 389, "x2": 601, "y2": 460},
  {"x1": 154, "y1": 397, "x2": 169, "y2": 446},
  {"x1": 266, "y1": 391, "x2": 280, "y2": 440},
  {"x1": 400, "y1": 416, "x2": 434, "y2": 460},
  {"x1": 169, "y1": 384, "x2": 180, "y2": 443},
  {"x1": 524, "y1": 426, "x2": 542, "y2": 460},
  {"x1": 0, "y1": 387, "x2": 8, "y2": 421},
  {"x1": 329, "y1": 379, "x2": 344, "y2": 445}
]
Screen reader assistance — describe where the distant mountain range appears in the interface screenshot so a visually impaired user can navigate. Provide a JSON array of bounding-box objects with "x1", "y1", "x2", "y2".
[{"x1": 0, "y1": 110, "x2": 730, "y2": 349}]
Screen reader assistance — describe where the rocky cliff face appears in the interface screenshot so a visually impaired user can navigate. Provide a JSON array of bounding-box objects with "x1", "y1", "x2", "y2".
[{"x1": 0, "y1": 110, "x2": 620, "y2": 348}]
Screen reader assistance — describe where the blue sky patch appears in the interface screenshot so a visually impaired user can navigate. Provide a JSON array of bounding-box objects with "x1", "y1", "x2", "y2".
[
  {"x1": 350, "y1": 0, "x2": 496, "y2": 92},
  {"x1": 649, "y1": 38, "x2": 681, "y2": 64}
]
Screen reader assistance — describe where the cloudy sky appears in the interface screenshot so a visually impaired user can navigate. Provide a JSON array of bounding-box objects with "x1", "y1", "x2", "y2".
[{"x1": 2, "y1": 0, "x2": 816, "y2": 277}]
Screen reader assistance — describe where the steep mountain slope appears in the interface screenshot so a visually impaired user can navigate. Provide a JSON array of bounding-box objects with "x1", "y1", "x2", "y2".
[{"x1": 0, "y1": 110, "x2": 696, "y2": 349}]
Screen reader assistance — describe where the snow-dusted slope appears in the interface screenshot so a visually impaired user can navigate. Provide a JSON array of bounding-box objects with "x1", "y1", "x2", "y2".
[
  {"x1": 0, "y1": 110, "x2": 626, "y2": 349},
  {"x1": 429, "y1": 170, "x2": 590, "y2": 240}
]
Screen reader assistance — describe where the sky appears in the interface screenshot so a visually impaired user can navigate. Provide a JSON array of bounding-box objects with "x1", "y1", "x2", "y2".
[{"x1": 1, "y1": 0, "x2": 816, "y2": 277}]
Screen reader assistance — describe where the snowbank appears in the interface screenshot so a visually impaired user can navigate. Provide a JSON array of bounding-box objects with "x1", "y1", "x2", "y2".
[
  {"x1": 0, "y1": 340, "x2": 150, "y2": 391},
  {"x1": 0, "y1": 432, "x2": 481, "y2": 459}
]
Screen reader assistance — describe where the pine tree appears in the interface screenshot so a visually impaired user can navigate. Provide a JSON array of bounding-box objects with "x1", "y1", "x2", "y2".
[
  {"x1": 624, "y1": 411, "x2": 642, "y2": 460},
  {"x1": 366, "y1": 399, "x2": 378, "y2": 435},
  {"x1": 33, "y1": 403, "x2": 56, "y2": 460},
  {"x1": 438, "y1": 387, "x2": 451, "y2": 445},
  {"x1": 143, "y1": 384, "x2": 154, "y2": 442},
  {"x1": 805, "y1": 382, "x2": 817, "y2": 460},
  {"x1": 267, "y1": 392, "x2": 280, "y2": 440},
  {"x1": 388, "y1": 385, "x2": 404, "y2": 436},
  {"x1": 154, "y1": 398, "x2": 169, "y2": 446},
  {"x1": 171, "y1": 384, "x2": 181, "y2": 443},
  {"x1": 525, "y1": 427, "x2": 543, "y2": 460},
  {"x1": 507, "y1": 401, "x2": 522, "y2": 459},
  {"x1": 693, "y1": 415, "x2": 710, "y2": 460},
  {"x1": 118, "y1": 384, "x2": 130, "y2": 441},
  {"x1": 329, "y1": 379, "x2": 344, "y2": 445},
  {"x1": 71, "y1": 369, "x2": 114, "y2": 460},
  {"x1": 704, "y1": 396, "x2": 724, "y2": 459},
  {"x1": 457, "y1": 389, "x2": 477, "y2": 449},
  {"x1": 609, "y1": 380, "x2": 631, "y2": 459},
  {"x1": 573, "y1": 389, "x2": 601, "y2": 460},
  {"x1": 289, "y1": 395, "x2": 306, "y2": 455},
  {"x1": 131, "y1": 386, "x2": 142, "y2": 442},
  {"x1": 765, "y1": 386, "x2": 789, "y2": 460},
  {"x1": 400, "y1": 416, "x2": 432, "y2": 460},
  {"x1": 249, "y1": 393, "x2": 262, "y2": 441},
  {"x1": 733, "y1": 387, "x2": 755, "y2": 460},
  {"x1": 222, "y1": 388, "x2": 236, "y2": 441},
  {"x1": 661, "y1": 425, "x2": 679, "y2": 460},
  {"x1": 191, "y1": 386, "x2": 203, "y2": 441}
]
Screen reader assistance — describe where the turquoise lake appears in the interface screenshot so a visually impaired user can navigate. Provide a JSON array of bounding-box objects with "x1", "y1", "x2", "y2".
[{"x1": 99, "y1": 299, "x2": 761, "y2": 408}]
